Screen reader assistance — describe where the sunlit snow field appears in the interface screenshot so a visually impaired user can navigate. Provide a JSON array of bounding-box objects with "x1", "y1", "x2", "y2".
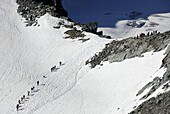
[{"x1": 0, "y1": 0, "x2": 170, "y2": 114}]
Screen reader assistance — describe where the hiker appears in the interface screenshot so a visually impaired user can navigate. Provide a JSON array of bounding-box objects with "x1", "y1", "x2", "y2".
[
  {"x1": 37, "y1": 81, "x2": 39, "y2": 86},
  {"x1": 16, "y1": 104, "x2": 19, "y2": 111},
  {"x1": 31, "y1": 86, "x2": 35, "y2": 92},
  {"x1": 136, "y1": 35, "x2": 139, "y2": 39},
  {"x1": 51, "y1": 66, "x2": 56, "y2": 72},
  {"x1": 51, "y1": 67, "x2": 53, "y2": 72},
  {"x1": 21, "y1": 97, "x2": 23, "y2": 102},
  {"x1": 28, "y1": 91, "x2": 30, "y2": 96},
  {"x1": 43, "y1": 75, "x2": 46, "y2": 78},
  {"x1": 140, "y1": 33, "x2": 145, "y2": 37},
  {"x1": 18, "y1": 100, "x2": 20, "y2": 104},
  {"x1": 23, "y1": 95, "x2": 25, "y2": 100},
  {"x1": 59, "y1": 61, "x2": 62, "y2": 66},
  {"x1": 147, "y1": 32, "x2": 150, "y2": 36}
]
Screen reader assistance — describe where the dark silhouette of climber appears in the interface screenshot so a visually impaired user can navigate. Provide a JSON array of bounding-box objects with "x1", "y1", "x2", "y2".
[
  {"x1": 37, "y1": 81, "x2": 39, "y2": 86},
  {"x1": 28, "y1": 91, "x2": 30, "y2": 96},
  {"x1": 16, "y1": 104, "x2": 19, "y2": 111},
  {"x1": 59, "y1": 61, "x2": 62, "y2": 66},
  {"x1": 23, "y1": 95, "x2": 25, "y2": 100}
]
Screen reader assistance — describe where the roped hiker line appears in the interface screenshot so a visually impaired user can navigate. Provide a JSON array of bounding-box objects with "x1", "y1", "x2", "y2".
[{"x1": 16, "y1": 61, "x2": 64, "y2": 111}]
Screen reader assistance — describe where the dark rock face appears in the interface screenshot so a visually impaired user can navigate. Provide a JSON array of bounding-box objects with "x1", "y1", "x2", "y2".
[
  {"x1": 74, "y1": 22, "x2": 98, "y2": 34},
  {"x1": 33, "y1": 0, "x2": 60, "y2": 6},
  {"x1": 129, "y1": 91, "x2": 170, "y2": 114},
  {"x1": 16, "y1": 0, "x2": 68, "y2": 26},
  {"x1": 74, "y1": 22, "x2": 111, "y2": 38},
  {"x1": 135, "y1": 45, "x2": 170, "y2": 100},
  {"x1": 33, "y1": 0, "x2": 67, "y2": 16},
  {"x1": 86, "y1": 31, "x2": 170, "y2": 68},
  {"x1": 64, "y1": 30, "x2": 86, "y2": 39},
  {"x1": 82, "y1": 22, "x2": 98, "y2": 34}
]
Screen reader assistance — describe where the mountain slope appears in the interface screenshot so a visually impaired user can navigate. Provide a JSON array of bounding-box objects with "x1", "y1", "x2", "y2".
[
  {"x1": 0, "y1": 0, "x2": 109, "y2": 113},
  {"x1": 0, "y1": 0, "x2": 170, "y2": 114},
  {"x1": 35, "y1": 49, "x2": 168, "y2": 114}
]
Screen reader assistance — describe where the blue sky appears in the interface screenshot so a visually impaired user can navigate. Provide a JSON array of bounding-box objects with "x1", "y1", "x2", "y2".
[{"x1": 62, "y1": 0, "x2": 170, "y2": 27}]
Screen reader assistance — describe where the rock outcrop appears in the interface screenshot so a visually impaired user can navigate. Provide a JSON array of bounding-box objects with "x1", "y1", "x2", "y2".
[
  {"x1": 16, "y1": 0, "x2": 68, "y2": 26},
  {"x1": 81, "y1": 22, "x2": 98, "y2": 34},
  {"x1": 86, "y1": 31, "x2": 170, "y2": 68},
  {"x1": 135, "y1": 45, "x2": 170, "y2": 100},
  {"x1": 64, "y1": 29, "x2": 86, "y2": 39},
  {"x1": 129, "y1": 91, "x2": 170, "y2": 114},
  {"x1": 16, "y1": 0, "x2": 111, "y2": 39},
  {"x1": 74, "y1": 22, "x2": 111, "y2": 38}
]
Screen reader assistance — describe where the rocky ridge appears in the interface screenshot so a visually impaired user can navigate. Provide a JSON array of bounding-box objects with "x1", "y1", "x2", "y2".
[
  {"x1": 129, "y1": 91, "x2": 170, "y2": 114},
  {"x1": 16, "y1": 0, "x2": 68, "y2": 26},
  {"x1": 52, "y1": 20, "x2": 111, "y2": 39},
  {"x1": 129, "y1": 45, "x2": 170, "y2": 114},
  {"x1": 64, "y1": 29, "x2": 86, "y2": 39},
  {"x1": 86, "y1": 31, "x2": 170, "y2": 68},
  {"x1": 136, "y1": 45, "x2": 170, "y2": 100},
  {"x1": 16, "y1": 0, "x2": 111, "y2": 38},
  {"x1": 74, "y1": 22, "x2": 111, "y2": 38},
  {"x1": 86, "y1": 31, "x2": 170, "y2": 113}
]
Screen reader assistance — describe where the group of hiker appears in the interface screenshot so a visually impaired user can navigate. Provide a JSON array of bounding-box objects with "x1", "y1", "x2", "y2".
[
  {"x1": 16, "y1": 61, "x2": 63, "y2": 111},
  {"x1": 51, "y1": 61, "x2": 62, "y2": 72},
  {"x1": 135, "y1": 30, "x2": 160, "y2": 39},
  {"x1": 16, "y1": 81, "x2": 40, "y2": 111}
]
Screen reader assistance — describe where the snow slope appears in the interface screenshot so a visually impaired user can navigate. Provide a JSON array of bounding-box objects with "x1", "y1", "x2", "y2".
[
  {"x1": 35, "y1": 50, "x2": 168, "y2": 114},
  {"x1": 0, "y1": 0, "x2": 170, "y2": 114},
  {"x1": 0, "y1": 0, "x2": 109, "y2": 113}
]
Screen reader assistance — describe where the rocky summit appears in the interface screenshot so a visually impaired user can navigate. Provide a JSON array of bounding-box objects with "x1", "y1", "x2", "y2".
[{"x1": 16, "y1": 0, "x2": 68, "y2": 26}]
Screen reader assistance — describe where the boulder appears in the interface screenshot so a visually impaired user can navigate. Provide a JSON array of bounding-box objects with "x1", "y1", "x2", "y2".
[
  {"x1": 96, "y1": 31, "x2": 103, "y2": 36},
  {"x1": 64, "y1": 30, "x2": 86, "y2": 39},
  {"x1": 82, "y1": 22, "x2": 98, "y2": 34}
]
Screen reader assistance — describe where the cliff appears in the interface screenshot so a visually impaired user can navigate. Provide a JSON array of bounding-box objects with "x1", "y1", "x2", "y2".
[{"x1": 16, "y1": 0, "x2": 68, "y2": 26}]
